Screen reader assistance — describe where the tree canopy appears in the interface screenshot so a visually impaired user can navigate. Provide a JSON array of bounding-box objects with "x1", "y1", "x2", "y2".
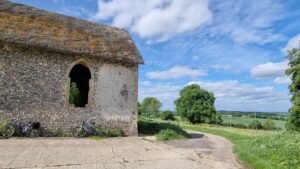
[
  {"x1": 140, "y1": 97, "x2": 162, "y2": 117},
  {"x1": 174, "y1": 84, "x2": 222, "y2": 124},
  {"x1": 286, "y1": 44, "x2": 300, "y2": 132}
]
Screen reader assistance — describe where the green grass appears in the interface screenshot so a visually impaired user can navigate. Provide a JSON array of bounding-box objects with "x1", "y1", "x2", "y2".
[
  {"x1": 141, "y1": 117, "x2": 300, "y2": 169},
  {"x1": 222, "y1": 115, "x2": 286, "y2": 129},
  {"x1": 181, "y1": 123, "x2": 300, "y2": 169},
  {"x1": 88, "y1": 135, "x2": 105, "y2": 140},
  {"x1": 138, "y1": 117, "x2": 189, "y2": 141}
]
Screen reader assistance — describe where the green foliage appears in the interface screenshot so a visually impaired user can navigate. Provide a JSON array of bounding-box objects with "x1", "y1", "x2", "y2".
[
  {"x1": 222, "y1": 122, "x2": 248, "y2": 129},
  {"x1": 140, "y1": 97, "x2": 162, "y2": 117},
  {"x1": 138, "y1": 117, "x2": 189, "y2": 140},
  {"x1": 221, "y1": 115, "x2": 286, "y2": 130},
  {"x1": 182, "y1": 123, "x2": 300, "y2": 169},
  {"x1": 263, "y1": 118, "x2": 277, "y2": 130},
  {"x1": 52, "y1": 127, "x2": 63, "y2": 137},
  {"x1": 286, "y1": 44, "x2": 300, "y2": 132},
  {"x1": 69, "y1": 82, "x2": 79, "y2": 105},
  {"x1": 160, "y1": 110, "x2": 175, "y2": 121},
  {"x1": 88, "y1": 128, "x2": 123, "y2": 140},
  {"x1": 138, "y1": 102, "x2": 142, "y2": 115},
  {"x1": 0, "y1": 119, "x2": 10, "y2": 134},
  {"x1": 156, "y1": 129, "x2": 184, "y2": 141},
  {"x1": 248, "y1": 120, "x2": 263, "y2": 129},
  {"x1": 101, "y1": 128, "x2": 123, "y2": 137},
  {"x1": 174, "y1": 84, "x2": 222, "y2": 124}
]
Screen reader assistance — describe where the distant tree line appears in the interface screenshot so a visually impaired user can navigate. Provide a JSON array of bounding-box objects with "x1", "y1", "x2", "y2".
[
  {"x1": 220, "y1": 112, "x2": 287, "y2": 121},
  {"x1": 138, "y1": 84, "x2": 283, "y2": 131},
  {"x1": 139, "y1": 84, "x2": 222, "y2": 125},
  {"x1": 222, "y1": 118, "x2": 278, "y2": 130}
]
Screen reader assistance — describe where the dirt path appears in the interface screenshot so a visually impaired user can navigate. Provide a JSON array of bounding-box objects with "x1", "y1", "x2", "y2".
[
  {"x1": 166, "y1": 130, "x2": 245, "y2": 169},
  {"x1": 0, "y1": 132, "x2": 244, "y2": 169}
]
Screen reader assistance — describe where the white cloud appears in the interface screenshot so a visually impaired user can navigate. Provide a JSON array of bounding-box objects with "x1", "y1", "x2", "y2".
[
  {"x1": 139, "y1": 80, "x2": 290, "y2": 111},
  {"x1": 146, "y1": 66, "x2": 207, "y2": 80},
  {"x1": 211, "y1": 0, "x2": 284, "y2": 45},
  {"x1": 282, "y1": 33, "x2": 300, "y2": 53},
  {"x1": 189, "y1": 80, "x2": 283, "y2": 102},
  {"x1": 251, "y1": 61, "x2": 288, "y2": 79},
  {"x1": 92, "y1": 0, "x2": 212, "y2": 42},
  {"x1": 190, "y1": 80, "x2": 290, "y2": 111},
  {"x1": 274, "y1": 77, "x2": 291, "y2": 85}
]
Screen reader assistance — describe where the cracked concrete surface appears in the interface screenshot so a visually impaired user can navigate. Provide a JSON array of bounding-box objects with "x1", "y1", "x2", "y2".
[
  {"x1": 0, "y1": 135, "x2": 241, "y2": 169},
  {"x1": 166, "y1": 130, "x2": 244, "y2": 169}
]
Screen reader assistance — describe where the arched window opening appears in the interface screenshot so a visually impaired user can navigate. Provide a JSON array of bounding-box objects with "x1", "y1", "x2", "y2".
[{"x1": 69, "y1": 64, "x2": 91, "y2": 107}]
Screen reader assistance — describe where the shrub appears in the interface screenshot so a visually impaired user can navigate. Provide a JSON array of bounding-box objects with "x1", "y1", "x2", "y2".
[
  {"x1": 248, "y1": 120, "x2": 263, "y2": 129},
  {"x1": 263, "y1": 118, "x2": 277, "y2": 130},
  {"x1": 101, "y1": 128, "x2": 123, "y2": 137},
  {"x1": 52, "y1": 127, "x2": 64, "y2": 137},
  {"x1": 233, "y1": 123, "x2": 248, "y2": 129},
  {"x1": 156, "y1": 129, "x2": 184, "y2": 141},
  {"x1": 160, "y1": 110, "x2": 175, "y2": 120},
  {"x1": 138, "y1": 117, "x2": 189, "y2": 140},
  {"x1": 222, "y1": 122, "x2": 247, "y2": 129}
]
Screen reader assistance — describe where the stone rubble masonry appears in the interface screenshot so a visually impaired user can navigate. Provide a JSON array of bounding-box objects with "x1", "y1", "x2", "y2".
[{"x1": 0, "y1": 1, "x2": 143, "y2": 136}]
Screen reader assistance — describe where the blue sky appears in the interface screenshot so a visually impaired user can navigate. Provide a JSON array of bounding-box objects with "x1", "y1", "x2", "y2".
[{"x1": 12, "y1": 0, "x2": 300, "y2": 112}]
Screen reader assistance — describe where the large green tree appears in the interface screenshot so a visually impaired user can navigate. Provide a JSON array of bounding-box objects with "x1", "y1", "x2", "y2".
[
  {"x1": 174, "y1": 84, "x2": 222, "y2": 124},
  {"x1": 140, "y1": 97, "x2": 162, "y2": 117},
  {"x1": 286, "y1": 44, "x2": 300, "y2": 131}
]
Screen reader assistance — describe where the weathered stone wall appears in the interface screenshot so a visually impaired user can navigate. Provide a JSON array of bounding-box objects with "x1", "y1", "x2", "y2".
[{"x1": 0, "y1": 42, "x2": 138, "y2": 136}]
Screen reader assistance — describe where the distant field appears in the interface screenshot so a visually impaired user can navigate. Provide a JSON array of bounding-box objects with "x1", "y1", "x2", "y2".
[{"x1": 222, "y1": 115, "x2": 286, "y2": 129}]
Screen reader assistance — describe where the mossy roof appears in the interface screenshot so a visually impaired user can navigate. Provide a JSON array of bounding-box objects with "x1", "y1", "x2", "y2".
[{"x1": 0, "y1": 0, "x2": 143, "y2": 64}]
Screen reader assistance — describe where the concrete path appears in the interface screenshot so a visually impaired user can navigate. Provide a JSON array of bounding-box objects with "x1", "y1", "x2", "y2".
[
  {"x1": 167, "y1": 130, "x2": 244, "y2": 169},
  {"x1": 0, "y1": 133, "x2": 243, "y2": 169}
]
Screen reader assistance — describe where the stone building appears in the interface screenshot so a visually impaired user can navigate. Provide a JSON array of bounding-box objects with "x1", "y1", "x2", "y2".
[{"x1": 0, "y1": 1, "x2": 143, "y2": 136}]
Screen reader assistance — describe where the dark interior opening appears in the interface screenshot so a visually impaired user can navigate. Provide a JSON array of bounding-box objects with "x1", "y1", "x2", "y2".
[{"x1": 69, "y1": 64, "x2": 91, "y2": 107}]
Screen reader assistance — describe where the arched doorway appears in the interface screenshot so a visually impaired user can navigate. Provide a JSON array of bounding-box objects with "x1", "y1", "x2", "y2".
[{"x1": 69, "y1": 64, "x2": 91, "y2": 107}]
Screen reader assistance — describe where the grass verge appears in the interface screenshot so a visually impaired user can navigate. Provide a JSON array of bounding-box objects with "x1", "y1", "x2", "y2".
[
  {"x1": 138, "y1": 117, "x2": 189, "y2": 141},
  {"x1": 182, "y1": 123, "x2": 300, "y2": 169},
  {"x1": 140, "y1": 117, "x2": 300, "y2": 169}
]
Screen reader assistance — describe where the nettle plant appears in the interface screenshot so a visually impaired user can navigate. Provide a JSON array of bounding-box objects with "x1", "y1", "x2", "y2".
[{"x1": 69, "y1": 82, "x2": 79, "y2": 106}]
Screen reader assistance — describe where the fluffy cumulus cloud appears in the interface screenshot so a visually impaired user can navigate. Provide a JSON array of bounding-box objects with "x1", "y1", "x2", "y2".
[
  {"x1": 139, "y1": 80, "x2": 290, "y2": 111},
  {"x1": 251, "y1": 61, "x2": 288, "y2": 79},
  {"x1": 189, "y1": 81, "x2": 286, "y2": 102},
  {"x1": 146, "y1": 66, "x2": 207, "y2": 80},
  {"x1": 251, "y1": 61, "x2": 290, "y2": 84},
  {"x1": 92, "y1": 0, "x2": 212, "y2": 42},
  {"x1": 282, "y1": 33, "x2": 300, "y2": 53},
  {"x1": 91, "y1": 0, "x2": 285, "y2": 44},
  {"x1": 190, "y1": 80, "x2": 290, "y2": 111}
]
